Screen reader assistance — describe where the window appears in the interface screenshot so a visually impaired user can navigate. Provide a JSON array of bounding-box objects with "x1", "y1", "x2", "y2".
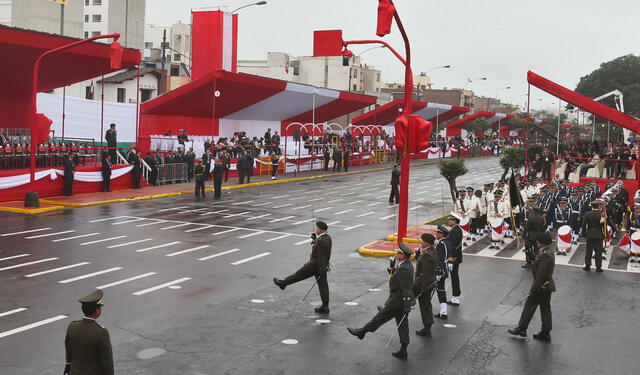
[
  {"x1": 84, "y1": 31, "x2": 89, "y2": 38},
  {"x1": 92, "y1": 31, "x2": 101, "y2": 37},
  {"x1": 353, "y1": 84, "x2": 357, "y2": 91},
  {"x1": 170, "y1": 65, "x2": 180, "y2": 76},
  {"x1": 92, "y1": 14, "x2": 101, "y2": 22},
  {"x1": 144, "y1": 42, "x2": 153, "y2": 49},
  {"x1": 93, "y1": 0, "x2": 102, "y2": 5},
  {"x1": 140, "y1": 89, "x2": 154, "y2": 103},
  {"x1": 85, "y1": 0, "x2": 89, "y2": 5},
  {"x1": 173, "y1": 54, "x2": 181, "y2": 62},
  {"x1": 84, "y1": 15, "x2": 89, "y2": 22},
  {"x1": 376, "y1": 73, "x2": 380, "y2": 82},
  {"x1": 353, "y1": 69, "x2": 358, "y2": 78},
  {"x1": 85, "y1": 86, "x2": 94, "y2": 100},
  {"x1": 117, "y1": 88, "x2": 126, "y2": 103}
]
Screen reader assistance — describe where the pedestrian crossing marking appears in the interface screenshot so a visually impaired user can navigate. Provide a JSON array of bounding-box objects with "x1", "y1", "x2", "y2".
[
  {"x1": 52, "y1": 233, "x2": 100, "y2": 242},
  {"x1": 135, "y1": 241, "x2": 182, "y2": 253},
  {"x1": 58, "y1": 267, "x2": 122, "y2": 284},
  {"x1": 0, "y1": 308, "x2": 27, "y2": 318},
  {"x1": 0, "y1": 254, "x2": 30, "y2": 262},
  {"x1": 0, "y1": 258, "x2": 58, "y2": 272},
  {"x1": 166, "y1": 245, "x2": 211, "y2": 257},
  {"x1": 107, "y1": 238, "x2": 152, "y2": 249},
  {"x1": 96, "y1": 272, "x2": 157, "y2": 289},
  {"x1": 25, "y1": 230, "x2": 75, "y2": 239},
  {"x1": 25, "y1": 262, "x2": 90, "y2": 278},
  {"x1": 80, "y1": 235, "x2": 127, "y2": 246}
]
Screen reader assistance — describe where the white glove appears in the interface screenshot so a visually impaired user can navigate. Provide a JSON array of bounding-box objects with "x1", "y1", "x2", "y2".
[
  {"x1": 436, "y1": 275, "x2": 442, "y2": 282},
  {"x1": 447, "y1": 263, "x2": 454, "y2": 272}
]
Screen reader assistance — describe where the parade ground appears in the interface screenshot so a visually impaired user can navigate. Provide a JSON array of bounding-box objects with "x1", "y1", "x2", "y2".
[{"x1": 0, "y1": 157, "x2": 637, "y2": 375}]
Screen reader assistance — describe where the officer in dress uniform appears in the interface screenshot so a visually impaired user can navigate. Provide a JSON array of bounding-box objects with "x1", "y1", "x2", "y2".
[
  {"x1": 101, "y1": 154, "x2": 112, "y2": 193},
  {"x1": 446, "y1": 215, "x2": 463, "y2": 307},
  {"x1": 194, "y1": 159, "x2": 206, "y2": 200},
  {"x1": 212, "y1": 158, "x2": 225, "y2": 199},
  {"x1": 413, "y1": 233, "x2": 438, "y2": 338},
  {"x1": 274, "y1": 221, "x2": 332, "y2": 313},
  {"x1": 568, "y1": 190, "x2": 583, "y2": 243},
  {"x1": 509, "y1": 232, "x2": 556, "y2": 342},
  {"x1": 347, "y1": 244, "x2": 414, "y2": 359},
  {"x1": 64, "y1": 289, "x2": 113, "y2": 375},
  {"x1": 389, "y1": 164, "x2": 400, "y2": 204},
  {"x1": 582, "y1": 200, "x2": 606, "y2": 272},
  {"x1": 433, "y1": 225, "x2": 451, "y2": 320},
  {"x1": 524, "y1": 205, "x2": 546, "y2": 269},
  {"x1": 455, "y1": 189, "x2": 467, "y2": 215}
]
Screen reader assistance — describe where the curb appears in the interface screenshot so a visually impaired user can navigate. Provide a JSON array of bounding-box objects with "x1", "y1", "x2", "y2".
[{"x1": 0, "y1": 205, "x2": 64, "y2": 215}]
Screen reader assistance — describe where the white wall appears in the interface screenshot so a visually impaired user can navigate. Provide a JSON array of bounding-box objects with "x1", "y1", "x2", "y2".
[
  {"x1": 0, "y1": 0, "x2": 11, "y2": 26},
  {"x1": 53, "y1": 72, "x2": 159, "y2": 104},
  {"x1": 8, "y1": 0, "x2": 83, "y2": 37},
  {"x1": 218, "y1": 118, "x2": 280, "y2": 139}
]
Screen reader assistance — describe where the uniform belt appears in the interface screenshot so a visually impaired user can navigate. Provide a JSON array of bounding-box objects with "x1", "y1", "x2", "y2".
[{"x1": 571, "y1": 211, "x2": 580, "y2": 214}]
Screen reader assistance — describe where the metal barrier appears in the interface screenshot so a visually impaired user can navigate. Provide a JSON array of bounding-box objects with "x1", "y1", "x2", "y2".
[{"x1": 157, "y1": 163, "x2": 189, "y2": 185}]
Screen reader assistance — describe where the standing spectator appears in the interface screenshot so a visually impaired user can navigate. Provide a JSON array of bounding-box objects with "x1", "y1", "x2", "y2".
[
  {"x1": 105, "y1": 123, "x2": 117, "y2": 163},
  {"x1": 389, "y1": 164, "x2": 400, "y2": 205},
  {"x1": 132, "y1": 151, "x2": 141, "y2": 189},
  {"x1": 101, "y1": 154, "x2": 112, "y2": 193},
  {"x1": 144, "y1": 152, "x2": 157, "y2": 186},
  {"x1": 541, "y1": 146, "x2": 555, "y2": 181},
  {"x1": 332, "y1": 146, "x2": 343, "y2": 172},
  {"x1": 63, "y1": 152, "x2": 75, "y2": 196}
]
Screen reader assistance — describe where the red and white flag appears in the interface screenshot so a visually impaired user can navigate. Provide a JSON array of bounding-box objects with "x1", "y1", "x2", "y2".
[{"x1": 618, "y1": 233, "x2": 631, "y2": 255}]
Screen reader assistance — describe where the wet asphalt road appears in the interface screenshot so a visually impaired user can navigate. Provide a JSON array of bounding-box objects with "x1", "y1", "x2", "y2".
[{"x1": 0, "y1": 157, "x2": 638, "y2": 375}]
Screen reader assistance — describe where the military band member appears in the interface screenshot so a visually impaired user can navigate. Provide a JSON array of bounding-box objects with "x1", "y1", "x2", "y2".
[
  {"x1": 582, "y1": 200, "x2": 606, "y2": 272},
  {"x1": 64, "y1": 289, "x2": 113, "y2": 375},
  {"x1": 524, "y1": 206, "x2": 546, "y2": 269},
  {"x1": 274, "y1": 221, "x2": 332, "y2": 313},
  {"x1": 628, "y1": 204, "x2": 640, "y2": 263},
  {"x1": 552, "y1": 199, "x2": 571, "y2": 232},
  {"x1": 454, "y1": 189, "x2": 467, "y2": 215},
  {"x1": 347, "y1": 244, "x2": 414, "y2": 359},
  {"x1": 480, "y1": 184, "x2": 493, "y2": 235},
  {"x1": 488, "y1": 189, "x2": 512, "y2": 243},
  {"x1": 413, "y1": 234, "x2": 438, "y2": 338},
  {"x1": 568, "y1": 190, "x2": 583, "y2": 244},
  {"x1": 508, "y1": 232, "x2": 556, "y2": 342},
  {"x1": 434, "y1": 226, "x2": 451, "y2": 319},
  {"x1": 467, "y1": 190, "x2": 482, "y2": 239},
  {"x1": 465, "y1": 186, "x2": 475, "y2": 205}
]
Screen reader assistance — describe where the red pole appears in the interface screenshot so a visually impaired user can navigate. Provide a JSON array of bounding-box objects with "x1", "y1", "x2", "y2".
[
  {"x1": 135, "y1": 64, "x2": 140, "y2": 149},
  {"x1": 100, "y1": 75, "x2": 105, "y2": 159},
  {"x1": 524, "y1": 83, "x2": 531, "y2": 177},
  {"x1": 61, "y1": 86, "x2": 66, "y2": 141}
]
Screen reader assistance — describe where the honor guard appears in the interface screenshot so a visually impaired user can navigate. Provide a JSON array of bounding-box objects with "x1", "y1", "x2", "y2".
[
  {"x1": 582, "y1": 200, "x2": 606, "y2": 272},
  {"x1": 508, "y1": 232, "x2": 556, "y2": 342},
  {"x1": 568, "y1": 190, "x2": 583, "y2": 243},
  {"x1": 413, "y1": 234, "x2": 438, "y2": 338},
  {"x1": 446, "y1": 215, "x2": 463, "y2": 306},
  {"x1": 64, "y1": 289, "x2": 113, "y2": 375},
  {"x1": 434, "y1": 226, "x2": 451, "y2": 319},
  {"x1": 553, "y1": 199, "x2": 571, "y2": 230},
  {"x1": 455, "y1": 189, "x2": 467, "y2": 215},
  {"x1": 482, "y1": 183, "x2": 495, "y2": 233},
  {"x1": 347, "y1": 244, "x2": 415, "y2": 359}
]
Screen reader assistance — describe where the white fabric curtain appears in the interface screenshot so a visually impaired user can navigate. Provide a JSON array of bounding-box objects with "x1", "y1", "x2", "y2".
[{"x1": 0, "y1": 166, "x2": 133, "y2": 190}]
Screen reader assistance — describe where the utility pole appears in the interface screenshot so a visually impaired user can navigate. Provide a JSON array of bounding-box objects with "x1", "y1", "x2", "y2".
[
  {"x1": 162, "y1": 29, "x2": 167, "y2": 63},
  {"x1": 60, "y1": 4, "x2": 64, "y2": 36},
  {"x1": 124, "y1": 0, "x2": 129, "y2": 47}
]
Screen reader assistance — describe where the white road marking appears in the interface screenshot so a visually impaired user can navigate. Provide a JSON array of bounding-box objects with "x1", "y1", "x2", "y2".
[
  {"x1": 0, "y1": 254, "x2": 30, "y2": 262},
  {"x1": 25, "y1": 262, "x2": 90, "y2": 277},
  {"x1": 89, "y1": 216, "x2": 126, "y2": 223},
  {"x1": 107, "y1": 239, "x2": 153, "y2": 249},
  {"x1": 0, "y1": 308, "x2": 27, "y2": 318},
  {"x1": 136, "y1": 220, "x2": 167, "y2": 227},
  {"x1": 232, "y1": 201, "x2": 254, "y2": 205},
  {"x1": 357, "y1": 212, "x2": 375, "y2": 218},
  {"x1": 289, "y1": 196, "x2": 307, "y2": 201},
  {"x1": 314, "y1": 207, "x2": 333, "y2": 212},
  {"x1": 112, "y1": 218, "x2": 146, "y2": 225},
  {"x1": 292, "y1": 218, "x2": 314, "y2": 225},
  {"x1": 380, "y1": 214, "x2": 397, "y2": 220},
  {"x1": 165, "y1": 245, "x2": 211, "y2": 257},
  {"x1": 198, "y1": 248, "x2": 240, "y2": 261},
  {"x1": 253, "y1": 202, "x2": 273, "y2": 207},
  {"x1": 246, "y1": 214, "x2": 271, "y2": 221},
  {"x1": 178, "y1": 208, "x2": 210, "y2": 213},
  {"x1": 132, "y1": 277, "x2": 191, "y2": 296},
  {"x1": 52, "y1": 233, "x2": 100, "y2": 242},
  {"x1": 135, "y1": 241, "x2": 182, "y2": 253},
  {"x1": 335, "y1": 209, "x2": 353, "y2": 215},
  {"x1": 25, "y1": 230, "x2": 75, "y2": 239},
  {"x1": 294, "y1": 239, "x2": 313, "y2": 246},
  {"x1": 80, "y1": 235, "x2": 127, "y2": 245},
  {"x1": 269, "y1": 216, "x2": 294, "y2": 223},
  {"x1": 223, "y1": 211, "x2": 251, "y2": 218},
  {"x1": 200, "y1": 209, "x2": 230, "y2": 216},
  {"x1": 238, "y1": 231, "x2": 265, "y2": 239},
  {"x1": 1, "y1": 228, "x2": 51, "y2": 237},
  {"x1": 408, "y1": 205, "x2": 423, "y2": 211},
  {"x1": 211, "y1": 228, "x2": 241, "y2": 236},
  {"x1": 157, "y1": 206, "x2": 187, "y2": 212},
  {"x1": 414, "y1": 191, "x2": 428, "y2": 195},
  {"x1": 344, "y1": 224, "x2": 366, "y2": 231},
  {"x1": 273, "y1": 204, "x2": 293, "y2": 209},
  {"x1": 307, "y1": 198, "x2": 323, "y2": 202},
  {"x1": 0, "y1": 315, "x2": 67, "y2": 339},
  {"x1": 231, "y1": 252, "x2": 271, "y2": 265},
  {"x1": 184, "y1": 226, "x2": 213, "y2": 233},
  {"x1": 327, "y1": 221, "x2": 341, "y2": 225},
  {"x1": 376, "y1": 195, "x2": 387, "y2": 199},
  {"x1": 272, "y1": 195, "x2": 290, "y2": 199},
  {"x1": 293, "y1": 205, "x2": 312, "y2": 210},
  {"x1": 367, "y1": 202, "x2": 382, "y2": 206},
  {"x1": 349, "y1": 200, "x2": 364, "y2": 204},
  {"x1": 328, "y1": 198, "x2": 343, "y2": 203},
  {"x1": 265, "y1": 234, "x2": 292, "y2": 242},
  {"x1": 96, "y1": 272, "x2": 157, "y2": 289},
  {"x1": 0, "y1": 258, "x2": 58, "y2": 272},
  {"x1": 160, "y1": 223, "x2": 191, "y2": 230},
  {"x1": 58, "y1": 267, "x2": 122, "y2": 284}
]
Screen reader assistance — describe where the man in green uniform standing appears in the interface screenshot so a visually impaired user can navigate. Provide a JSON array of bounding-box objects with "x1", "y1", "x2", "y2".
[
  {"x1": 194, "y1": 159, "x2": 206, "y2": 200},
  {"x1": 414, "y1": 233, "x2": 438, "y2": 338},
  {"x1": 508, "y1": 232, "x2": 556, "y2": 342},
  {"x1": 523, "y1": 206, "x2": 546, "y2": 269},
  {"x1": 582, "y1": 199, "x2": 606, "y2": 272},
  {"x1": 64, "y1": 289, "x2": 113, "y2": 375}
]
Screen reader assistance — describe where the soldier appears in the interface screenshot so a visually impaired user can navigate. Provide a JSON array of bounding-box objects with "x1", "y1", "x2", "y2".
[
  {"x1": 433, "y1": 225, "x2": 451, "y2": 320},
  {"x1": 270, "y1": 153, "x2": 280, "y2": 180},
  {"x1": 131, "y1": 150, "x2": 142, "y2": 189},
  {"x1": 105, "y1": 123, "x2": 117, "y2": 163},
  {"x1": 101, "y1": 154, "x2": 112, "y2": 193},
  {"x1": 212, "y1": 158, "x2": 225, "y2": 199},
  {"x1": 63, "y1": 151, "x2": 76, "y2": 196},
  {"x1": 482, "y1": 183, "x2": 495, "y2": 233},
  {"x1": 454, "y1": 189, "x2": 467, "y2": 215},
  {"x1": 347, "y1": 244, "x2": 414, "y2": 359},
  {"x1": 332, "y1": 146, "x2": 343, "y2": 172},
  {"x1": 508, "y1": 232, "x2": 556, "y2": 342},
  {"x1": 552, "y1": 199, "x2": 571, "y2": 233},
  {"x1": 389, "y1": 164, "x2": 400, "y2": 205},
  {"x1": 274, "y1": 221, "x2": 332, "y2": 313},
  {"x1": 467, "y1": 190, "x2": 482, "y2": 239},
  {"x1": 523, "y1": 206, "x2": 546, "y2": 269},
  {"x1": 582, "y1": 200, "x2": 606, "y2": 272},
  {"x1": 64, "y1": 289, "x2": 113, "y2": 375},
  {"x1": 446, "y1": 215, "x2": 463, "y2": 307},
  {"x1": 568, "y1": 190, "x2": 583, "y2": 244},
  {"x1": 488, "y1": 189, "x2": 511, "y2": 246},
  {"x1": 413, "y1": 234, "x2": 438, "y2": 338},
  {"x1": 194, "y1": 159, "x2": 206, "y2": 200}
]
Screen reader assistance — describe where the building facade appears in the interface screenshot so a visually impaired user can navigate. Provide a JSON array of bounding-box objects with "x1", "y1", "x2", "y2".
[
  {"x1": 83, "y1": 0, "x2": 145, "y2": 50},
  {"x1": 0, "y1": 0, "x2": 83, "y2": 37}
]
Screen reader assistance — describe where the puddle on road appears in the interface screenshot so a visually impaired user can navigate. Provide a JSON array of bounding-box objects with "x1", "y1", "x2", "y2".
[{"x1": 136, "y1": 348, "x2": 166, "y2": 360}]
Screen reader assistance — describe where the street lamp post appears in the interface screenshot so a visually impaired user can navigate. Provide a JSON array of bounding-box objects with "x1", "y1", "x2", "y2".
[
  {"x1": 463, "y1": 77, "x2": 487, "y2": 90},
  {"x1": 346, "y1": 46, "x2": 386, "y2": 125},
  {"x1": 231, "y1": 1, "x2": 267, "y2": 14}
]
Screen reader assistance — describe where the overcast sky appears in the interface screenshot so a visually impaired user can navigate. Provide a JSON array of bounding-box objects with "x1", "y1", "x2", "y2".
[{"x1": 147, "y1": 0, "x2": 638, "y2": 111}]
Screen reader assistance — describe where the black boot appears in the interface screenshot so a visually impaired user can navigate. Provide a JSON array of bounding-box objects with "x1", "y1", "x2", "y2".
[
  {"x1": 508, "y1": 327, "x2": 527, "y2": 337},
  {"x1": 347, "y1": 327, "x2": 366, "y2": 340},
  {"x1": 416, "y1": 326, "x2": 431, "y2": 338},
  {"x1": 533, "y1": 332, "x2": 551, "y2": 341},
  {"x1": 314, "y1": 304, "x2": 330, "y2": 314},
  {"x1": 391, "y1": 344, "x2": 408, "y2": 359},
  {"x1": 582, "y1": 266, "x2": 591, "y2": 272},
  {"x1": 273, "y1": 278, "x2": 286, "y2": 290}
]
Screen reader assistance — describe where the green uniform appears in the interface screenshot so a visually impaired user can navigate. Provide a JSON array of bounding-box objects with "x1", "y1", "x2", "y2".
[
  {"x1": 413, "y1": 246, "x2": 437, "y2": 328},
  {"x1": 282, "y1": 233, "x2": 332, "y2": 305},
  {"x1": 582, "y1": 210, "x2": 605, "y2": 269},
  {"x1": 518, "y1": 246, "x2": 556, "y2": 334},
  {"x1": 525, "y1": 213, "x2": 546, "y2": 264},
  {"x1": 65, "y1": 318, "x2": 114, "y2": 375}
]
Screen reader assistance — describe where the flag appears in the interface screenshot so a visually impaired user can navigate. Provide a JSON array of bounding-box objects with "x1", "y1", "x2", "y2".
[
  {"x1": 508, "y1": 169, "x2": 523, "y2": 208},
  {"x1": 284, "y1": 62, "x2": 289, "y2": 74},
  {"x1": 618, "y1": 233, "x2": 631, "y2": 255},
  {"x1": 89, "y1": 80, "x2": 94, "y2": 99},
  {"x1": 50, "y1": 0, "x2": 68, "y2": 4},
  {"x1": 110, "y1": 40, "x2": 123, "y2": 69}
]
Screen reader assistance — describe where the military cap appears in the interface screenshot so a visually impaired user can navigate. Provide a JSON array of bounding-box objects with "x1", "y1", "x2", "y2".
[
  {"x1": 466, "y1": 186, "x2": 474, "y2": 191},
  {"x1": 315, "y1": 221, "x2": 328, "y2": 231},
  {"x1": 571, "y1": 190, "x2": 579, "y2": 195},
  {"x1": 591, "y1": 199, "x2": 604, "y2": 207},
  {"x1": 484, "y1": 183, "x2": 493, "y2": 188},
  {"x1": 559, "y1": 198, "x2": 568, "y2": 203},
  {"x1": 421, "y1": 233, "x2": 435, "y2": 244},
  {"x1": 449, "y1": 212, "x2": 462, "y2": 223},
  {"x1": 527, "y1": 196, "x2": 537, "y2": 201},
  {"x1": 79, "y1": 289, "x2": 104, "y2": 307},
  {"x1": 436, "y1": 225, "x2": 450, "y2": 236},
  {"x1": 458, "y1": 189, "x2": 466, "y2": 193},
  {"x1": 396, "y1": 242, "x2": 413, "y2": 256},
  {"x1": 494, "y1": 189, "x2": 504, "y2": 195},
  {"x1": 536, "y1": 232, "x2": 553, "y2": 245},
  {"x1": 530, "y1": 194, "x2": 539, "y2": 199}
]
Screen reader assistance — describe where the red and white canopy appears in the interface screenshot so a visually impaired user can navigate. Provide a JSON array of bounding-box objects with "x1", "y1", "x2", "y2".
[
  {"x1": 351, "y1": 99, "x2": 470, "y2": 127},
  {"x1": 487, "y1": 113, "x2": 515, "y2": 125}
]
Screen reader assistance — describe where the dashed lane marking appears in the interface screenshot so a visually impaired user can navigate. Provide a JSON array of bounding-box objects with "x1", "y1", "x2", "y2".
[
  {"x1": 58, "y1": 267, "x2": 122, "y2": 284},
  {"x1": 89, "y1": 216, "x2": 126, "y2": 223},
  {"x1": 232, "y1": 201, "x2": 254, "y2": 205},
  {"x1": 295, "y1": 238, "x2": 313, "y2": 246},
  {"x1": 0, "y1": 315, "x2": 68, "y2": 340},
  {"x1": 80, "y1": 235, "x2": 127, "y2": 246},
  {"x1": 348, "y1": 200, "x2": 364, "y2": 205},
  {"x1": 327, "y1": 221, "x2": 341, "y2": 225},
  {"x1": 157, "y1": 206, "x2": 187, "y2": 212},
  {"x1": 0, "y1": 254, "x2": 30, "y2": 262},
  {"x1": 292, "y1": 205, "x2": 312, "y2": 210},
  {"x1": 52, "y1": 233, "x2": 100, "y2": 242},
  {"x1": 223, "y1": 211, "x2": 251, "y2": 218},
  {"x1": 211, "y1": 228, "x2": 241, "y2": 236},
  {"x1": 246, "y1": 214, "x2": 272, "y2": 221},
  {"x1": 160, "y1": 223, "x2": 191, "y2": 230},
  {"x1": 357, "y1": 212, "x2": 375, "y2": 218},
  {"x1": 253, "y1": 202, "x2": 273, "y2": 207},
  {"x1": 380, "y1": 214, "x2": 397, "y2": 220},
  {"x1": 238, "y1": 231, "x2": 265, "y2": 239},
  {"x1": 292, "y1": 218, "x2": 314, "y2": 226},
  {"x1": 96, "y1": 272, "x2": 157, "y2": 289},
  {"x1": 344, "y1": 224, "x2": 366, "y2": 231},
  {"x1": 314, "y1": 207, "x2": 333, "y2": 212},
  {"x1": 335, "y1": 209, "x2": 354, "y2": 215},
  {"x1": 136, "y1": 220, "x2": 167, "y2": 227},
  {"x1": 231, "y1": 252, "x2": 271, "y2": 265},
  {"x1": 166, "y1": 245, "x2": 211, "y2": 257},
  {"x1": 184, "y1": 226, "x2": 214, "y2": 233},
  {"x1": 269, "y1": 216, "x2": 294, "y2": 223},
  {"x1": 112, "y1": 218, "x2": 146, "y2": 225},
  {"x1": 0, "y1": 308, "x2": 27, "y2": 318},
  {"x1": 132, "y1": 277, "x2": 191, "y2": 296},
  {"x1": 273, "y1": 204, "x2": 293, "y2": 209},
  {"x1": 25, "y1": 262, "x2": 90, "y2": 277},
  {"x1": 408, "y1": 205, "x2": 423, "y2": 211},
  {"x1": 136, "y1": 241, "x2": 183, "y2": 253},
  {"x1": 328, "y1": 199, "x2": 343, "y2": 203},
  {"x1": 265, "y1": 234, "x2": 292, "y2": 242},
  {"x1": 200, "y1": 209, "x2": 229, "y2": 216},
  {"x1": 272, "y1": 195, "x2": 290, "y2": 199},
  {"x1": 107, "y1": 239, "x2": 153, "y2": 249},
  {"x1": 198, "y1": 248, "x2": 240, "y2": 261},
  {"x1": 1, "y1": 228, "x2": 51, "y2": 237},
  {"x1": 0, "y1": 258, "x2": 58, "y2": 272},
  {"x1": 307, "y1": 198, "x2": 323, "y2": 202},
  {"x1": 367, "y1": 202, "x2": 382, "y2": 206},
  {"x1": 25, "y1": 230, "x2": 75, "y2": 239}
]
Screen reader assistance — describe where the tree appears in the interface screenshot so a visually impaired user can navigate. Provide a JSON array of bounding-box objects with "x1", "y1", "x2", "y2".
[
  {"x1": 466, "y1": 118, "x2": 490, "y2": 134},
  {"x1": 438, "y1": 159, "x2": 468, "y2": 203},
  {"x1": 499, "y1": 147, "x2": 524, "y2": 180},
  {"x1": 574, "y1": 54, "x2": 640, "y2": 119}
]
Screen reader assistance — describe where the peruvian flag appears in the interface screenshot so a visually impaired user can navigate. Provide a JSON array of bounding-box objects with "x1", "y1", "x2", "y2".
[{"x1": 618, "y1": 233, "x2": 631, "y2": 256}]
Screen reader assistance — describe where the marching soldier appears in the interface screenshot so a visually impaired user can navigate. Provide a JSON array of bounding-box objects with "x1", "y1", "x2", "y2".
[
  {"x1": 582, "y1": 200, "x2": 606, "y2": 272},
  {"x1": 194, "y1": 159, "x2": 206, "y2": 200},
  {"x1": 274, "y1": 221, "x2": 332, "y2": 313},
  {"x1": 508, "y1": 232, "x2": 556, "y2": 342},
  {"x1": 523, "y1": 206, "x2": 546, "y2": 269},
  {"x1": 347, "y1": 244, "x2": 414, "y2": 359},
  {"x1": 64, "y1": 289, "x2": 113, "y2": 375},
  {"x1": 434, "y1": 225, "x2": 451, "y2": 320},
  {"x1": 413, "y1": 234, "x2": 438, "y2": 338},
  {"x1": 446, "y1": 215, "x2": 463, "y2": 307}
]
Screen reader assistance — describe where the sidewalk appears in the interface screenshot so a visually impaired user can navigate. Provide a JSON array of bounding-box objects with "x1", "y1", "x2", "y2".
[{"x1": 1, "y1": 158, "x2": 441, "y2": 212}]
